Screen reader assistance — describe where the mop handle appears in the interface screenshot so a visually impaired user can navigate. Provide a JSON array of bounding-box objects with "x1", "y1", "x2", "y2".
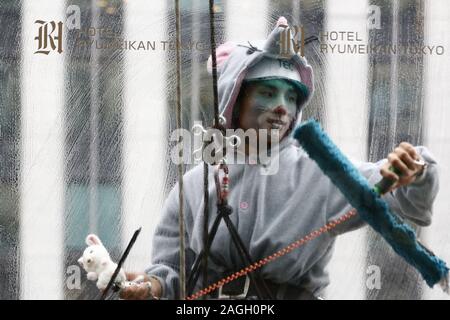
[{"x1": 374, "y1": 159, "x2": 426, "y2": 195}]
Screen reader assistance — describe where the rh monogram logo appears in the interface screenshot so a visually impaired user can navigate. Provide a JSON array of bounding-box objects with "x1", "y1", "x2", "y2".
[
  {"x1": 34, "y1": 20, "x2": 63, "y2": 55},
  {"x1": 280, "y1": 25, "x2": 305, "y2": 57}
]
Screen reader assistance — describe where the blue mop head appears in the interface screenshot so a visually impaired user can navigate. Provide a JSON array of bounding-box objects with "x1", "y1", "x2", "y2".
[{"x1": 293, "y1": 119, "x2": 448, "y2": 288}]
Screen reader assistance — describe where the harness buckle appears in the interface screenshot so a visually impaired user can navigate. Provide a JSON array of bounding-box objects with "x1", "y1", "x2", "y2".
[{"x1": 218, "y1": 275, "x2": 250, "y2": 300}]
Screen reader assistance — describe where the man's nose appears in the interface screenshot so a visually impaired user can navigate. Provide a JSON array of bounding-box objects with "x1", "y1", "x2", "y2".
[{"x1": 273, "y1": 105, "x2": 287, "y2": 116}]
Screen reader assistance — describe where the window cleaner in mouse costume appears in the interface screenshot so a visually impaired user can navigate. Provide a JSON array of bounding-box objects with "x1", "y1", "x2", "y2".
[{"x1": 81, "y1": 16, "x2": 447, "y2": 300}]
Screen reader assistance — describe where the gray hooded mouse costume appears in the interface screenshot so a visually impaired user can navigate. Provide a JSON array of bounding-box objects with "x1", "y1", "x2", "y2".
[{"x1": 145, "y1": 18, "x2": 439, "y2": 299}]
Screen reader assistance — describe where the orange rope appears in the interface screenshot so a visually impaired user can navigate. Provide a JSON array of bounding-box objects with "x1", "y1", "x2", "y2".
[{"x1": 187, "y1": 208, "x2": 358, "y2": 300}]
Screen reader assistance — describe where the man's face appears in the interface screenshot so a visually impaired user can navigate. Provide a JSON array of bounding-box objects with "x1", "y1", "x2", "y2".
[{"x1": 237, "y1": 79, "x2": 299, "y2": 139}]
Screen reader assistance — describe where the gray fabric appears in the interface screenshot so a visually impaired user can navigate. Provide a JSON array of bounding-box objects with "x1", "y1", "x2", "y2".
[{"x1": 145, "y1": 139, "x2": 438, "y2": 299}]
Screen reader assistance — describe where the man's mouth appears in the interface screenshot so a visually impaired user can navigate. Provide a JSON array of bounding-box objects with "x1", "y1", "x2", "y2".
[{"x1": 267, "y1": 118, "x2": 287, "y2": 129}]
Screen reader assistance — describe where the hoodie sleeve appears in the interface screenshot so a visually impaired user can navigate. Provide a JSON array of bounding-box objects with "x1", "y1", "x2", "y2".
[
  {"x1": 144, "y1": 184, "x2": 196, "y2": 299},
  {"x1": 329, "y1": 146, "x2": 439, "y2": 235}
]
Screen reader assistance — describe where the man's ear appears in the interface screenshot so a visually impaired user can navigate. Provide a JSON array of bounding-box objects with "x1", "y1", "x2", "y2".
[{"x1": 86, "y1": 234, "x2": 102, "y2": 246}]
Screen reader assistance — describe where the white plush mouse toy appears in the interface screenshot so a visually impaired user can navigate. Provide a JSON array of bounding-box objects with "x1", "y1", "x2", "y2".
[{"x1": 78, "y1": 234, "x2": 128, "y2": 291}]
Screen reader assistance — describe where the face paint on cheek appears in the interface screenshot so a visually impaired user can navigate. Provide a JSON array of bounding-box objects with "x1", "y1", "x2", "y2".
[
  {"x1": 243, "y1": 103, "x2": 278, "y2": 130},
  {"x1": 252, "y1": 95, "x2": 274, "y2": 113},
  {"x1": 238, "y1": 109, "x2": 262, "y2": 131},
  {"x1": 255, "y1": 94, "x2": 296, "y2": 116}
]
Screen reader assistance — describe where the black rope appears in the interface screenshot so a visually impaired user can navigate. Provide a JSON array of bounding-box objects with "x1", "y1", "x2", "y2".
[
  {"x1": 199, "y1": 0, "x2": 220, "y2": 298},
  {"x1": 202, "y1": 161, "x2": 209, "y2": 296},
  {"x1": 174, "y1": 0, "x2": 186, "y2": 300},
  {"x1": 209, "y1": 0, "x2": 220, "y2": 127},
  {"x1": 199, "y1": 0, "x2": 222, "y2": 298},
  {"x1": 100, "y1": 228, "x2": 142, "y2": 300}
]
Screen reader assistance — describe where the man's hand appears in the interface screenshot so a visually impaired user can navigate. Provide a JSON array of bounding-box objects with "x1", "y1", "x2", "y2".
[
  {"x1": 380, "y1": 142, "x2": 425, "y2": 193},
  {"x1": 119, "y1": 272, "x2": 161, "y2": 300}
]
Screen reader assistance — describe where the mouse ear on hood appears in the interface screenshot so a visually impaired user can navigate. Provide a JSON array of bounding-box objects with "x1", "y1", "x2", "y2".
[
  {"x1": 263, "y1": 16, "x2": 291, "y2": 55},
  {"x1": 262, "y1": 17, "x2": 314, "y2": 95},
  {"x1": 206, "y1": 41, "x2": 238, "y2": 76}
]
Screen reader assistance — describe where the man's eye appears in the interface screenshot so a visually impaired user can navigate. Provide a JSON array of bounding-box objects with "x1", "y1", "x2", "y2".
[
  {"x1": 260, "y1": 91, "x2": 273, "y2": 98},
  {"x1": 288, "y1": 96, "x2": 297, "y2": 103}
]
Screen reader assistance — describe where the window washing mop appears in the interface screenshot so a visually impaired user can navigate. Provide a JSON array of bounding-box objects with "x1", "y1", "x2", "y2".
[{"x1": 293, "y1": 119, "x2": 449, "y2": 292}]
